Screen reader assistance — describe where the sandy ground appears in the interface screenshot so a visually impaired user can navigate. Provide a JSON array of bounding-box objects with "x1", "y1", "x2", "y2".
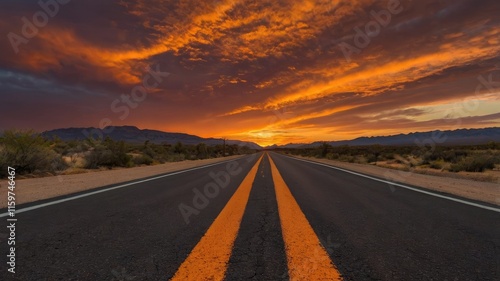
[
  {"x1": 0, "y1": 155, "x2": 243, "y2": 208},
  {"x1": 291, "y1": 155, "x2": 500, "y2": 206}
]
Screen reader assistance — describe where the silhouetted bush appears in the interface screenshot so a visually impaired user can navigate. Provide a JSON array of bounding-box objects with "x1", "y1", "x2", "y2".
[
  {"x1": 196, "y1": 143, "x2": 209, "y2": 159},
  {"x1": 84, "y1": 138, "x2": 131, "y2": 169},
  {"x1": 366, "y1": 154, "x2": 378, "y2": 163},
  {"x1": 381, "y1": 152, "x2": 395, "y2": 160},
  {"x1": 169, "y1": 153, "x2": 185, "y2": 162},
  {"x1": 449, "y1": 155, "x2": 495, "y2": 172},
  {"x1": 429, "y1": 160, "x2": 443, "y2": 170},
  {"x1": 0, "y1": 130, "x2": 67, "y2": 177},
  {"x1": 132, "y1": 155, "x2": 154, "y2": 166},
  {"x1": 442, "y1": 150, "x2": 467, "y2": 162}
]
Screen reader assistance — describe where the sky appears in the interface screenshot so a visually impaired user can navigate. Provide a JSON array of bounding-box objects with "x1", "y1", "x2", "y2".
[{"x1": 0, "y1": 0, "x2": 499, "y2": 146}]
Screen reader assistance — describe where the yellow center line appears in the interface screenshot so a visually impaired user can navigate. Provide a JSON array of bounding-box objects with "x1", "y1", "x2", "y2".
[
  {"x1": 171, "y1": 154, "x2": 264, "y2": 281},
  {"x1": 268, "y1": 153, "x2": 343, "y2": 280}
]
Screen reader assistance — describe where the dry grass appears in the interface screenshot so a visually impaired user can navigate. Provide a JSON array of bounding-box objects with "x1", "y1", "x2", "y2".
[{"x1": 374, "y1": 157, "x2": 499, "y2": 183}]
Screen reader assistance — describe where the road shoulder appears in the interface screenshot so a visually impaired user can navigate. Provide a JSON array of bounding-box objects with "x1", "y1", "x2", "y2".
[
  {"x1": 284, "y1": 154, "x2": 500, "y2": 206},
  {"x1": 0, "y1": 155, "x2": 245, "y2": 208}
]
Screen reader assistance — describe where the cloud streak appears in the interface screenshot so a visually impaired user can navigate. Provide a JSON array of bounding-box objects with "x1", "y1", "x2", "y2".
[{"x1": 0, "y1": 0, "x2": 498, "y2": 146}]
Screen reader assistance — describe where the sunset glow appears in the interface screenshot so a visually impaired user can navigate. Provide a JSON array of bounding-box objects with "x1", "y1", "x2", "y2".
[{"x1": 1, "y1": 0, "x2": 499, "y2": 146}]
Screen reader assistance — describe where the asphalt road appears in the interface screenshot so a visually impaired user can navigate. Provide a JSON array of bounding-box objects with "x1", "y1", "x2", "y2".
[{"x1": 1, "y1": 152, "x2": 499, "y2": 280}]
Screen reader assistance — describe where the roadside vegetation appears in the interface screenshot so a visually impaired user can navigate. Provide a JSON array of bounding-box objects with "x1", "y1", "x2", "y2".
[
  {"x1": 275, "y1": 142, "x2": 500, "y2": 179},
  {"x1": 0, "y1": 130, "x2": 256, "y2": 179}
]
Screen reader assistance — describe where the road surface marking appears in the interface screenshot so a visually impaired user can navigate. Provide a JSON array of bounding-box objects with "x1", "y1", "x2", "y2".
[
  {"x1": 280, "y1": 154, "x2": 500, "y2": 213},
  {"x1": 171, "y1": 155, "x2": 264, "y2": 281},
  {"x1": 0, "y1": 156, "x2": 251, "y2": 218},
  {"x1": 268, "y1": 154, "x2": 343, "y2": 280}
]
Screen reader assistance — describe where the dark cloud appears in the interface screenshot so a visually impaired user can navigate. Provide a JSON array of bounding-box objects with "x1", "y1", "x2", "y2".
[{"x1": 0, "y1": 0, "x2": 498, "y2": 145}]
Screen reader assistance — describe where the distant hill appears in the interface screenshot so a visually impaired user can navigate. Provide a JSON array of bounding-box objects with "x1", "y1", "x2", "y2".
[
  {"x1": 272, "y1": 143, "x2": 308, "y2": 149},
  {"x1": 267, "y1": 127, "x2": 500, "y2": 148},
  {"x1": 43, "y1": 126, "x2": 262, "y2": 149}
]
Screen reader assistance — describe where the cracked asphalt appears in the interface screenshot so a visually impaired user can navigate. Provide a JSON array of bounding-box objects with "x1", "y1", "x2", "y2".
[{"x1": 1, "y1": 152, "x2": 499, "y2": 280}]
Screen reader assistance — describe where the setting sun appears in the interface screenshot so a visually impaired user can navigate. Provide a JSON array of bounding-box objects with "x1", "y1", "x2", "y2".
[{"x1": 0, "y1": 0, "x2": 498, "y2": 144}]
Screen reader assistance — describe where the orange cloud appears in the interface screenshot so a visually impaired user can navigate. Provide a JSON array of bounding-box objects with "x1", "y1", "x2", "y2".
[
  {"x1": 1, "y1": 0, "x2": 498, "y2": 146},
  {"x1": 225, "y1": 31, "x2": 499, "y2": 116}
]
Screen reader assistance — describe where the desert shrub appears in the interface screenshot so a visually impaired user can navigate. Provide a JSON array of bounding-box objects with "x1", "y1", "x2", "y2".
[
  {"x1": 429, "y1": 160, "x2": 443, "y2": 169},
  {"x1": 141, "y1": 146, "x2": 156, "y2": 158},
  {"x1": 417, "y1": 147, "x2": 470, "y2": 165},
  {"x1": 50, "y1": 137, "x2": 69, "y2": 154},
  {"x1": 169, "y1": 153, "x2": 186, "y2": 162},
  {"x1": 421, "y1": 151, "x2": 440, "y2": 164},
  {"x1": 339, "y1": 155, "x2": 355, "y2": 163},
  {"x1": 354, "y1": 156, "x2": 368, "y2": 164},
  {"x1": 196, "y1": 143, "x2": 209, "y2": 159},
  {"x1": 140, "y1": 143, "x2": 172, "y2": 163},
  {"x1": 173, "y1": 142, "x2": 186, "y2": 154},
  {"x1": 84, "y1": 138, "x2": 131, "y2": 169},
  {"x1": 224, "y1": 144, "x2": 241, "y2": 156},
  {"x1": 84, "y1": 149, "x2": 131, "y2": 169},
  {"x1": 84, "y1": 148, "x2": 110, "y2": 169},
  {"x1": 486, "y1": 142, "x2": 500, "y2": 150},
  {"x1": 132, "y1": 155, "x2": 154, "y2": 166},
  {"x1": 441, "y1": 150, "x2": 467, "y2": 163},
  {"x1": 325, "y1": 153, "x2": 338, "y2": 160},
  {"x1": 319, "y1": 143, "x2": 331, "y2": 158},
  {"x1": 366, "y1": 153, "x2": 378, "y2": 163},
  {"x1": 449, "y1": 155, "x2": 495, "y2": 172},
  {"x1": 449, "y1": 162, "x2": 465, "y2": 172},
  {"x1": 381, "y1": 152, "x2": 395, "y2": 160},
  {"x1": 0, "y1": 130, "x2": 67, "y2": 177}
]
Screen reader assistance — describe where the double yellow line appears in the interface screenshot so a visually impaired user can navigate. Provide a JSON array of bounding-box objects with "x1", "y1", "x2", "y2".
[{"x1": 171, "y1": 153, "x2": 342, "y2": 280}]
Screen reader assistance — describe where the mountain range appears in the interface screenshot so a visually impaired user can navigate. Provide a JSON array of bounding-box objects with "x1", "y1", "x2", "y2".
[
  {"x1": 266, "y1": 127, "x2": 500, "y2": 149},
  {"x1": 42, "y1": 126, "x2": 500, "y2": 150},
  {"x1": 42, "y1": 126, "x2": 262, "y2": 149}
]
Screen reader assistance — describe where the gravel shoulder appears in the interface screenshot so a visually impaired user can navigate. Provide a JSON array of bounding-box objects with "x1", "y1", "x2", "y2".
[
  {"x1": 290, "y1": 155, "x2": 500, "y2": 206},
  {"x1": 0, "y1": 155, "x2": 243, "y2": 208}
]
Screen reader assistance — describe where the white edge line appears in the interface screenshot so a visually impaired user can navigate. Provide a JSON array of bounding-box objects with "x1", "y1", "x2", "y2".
[
  {"x1": 0, "y1": 156, "x2": 250, "y2": 218},
  {"x1": 276, "y1": 153, "x2": 500, "y2": 213}
]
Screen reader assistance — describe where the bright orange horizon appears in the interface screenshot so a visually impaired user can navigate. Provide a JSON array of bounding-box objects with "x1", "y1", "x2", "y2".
[{"x1": 1, "y1": 0, "x2": 499, "y2": 146}]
